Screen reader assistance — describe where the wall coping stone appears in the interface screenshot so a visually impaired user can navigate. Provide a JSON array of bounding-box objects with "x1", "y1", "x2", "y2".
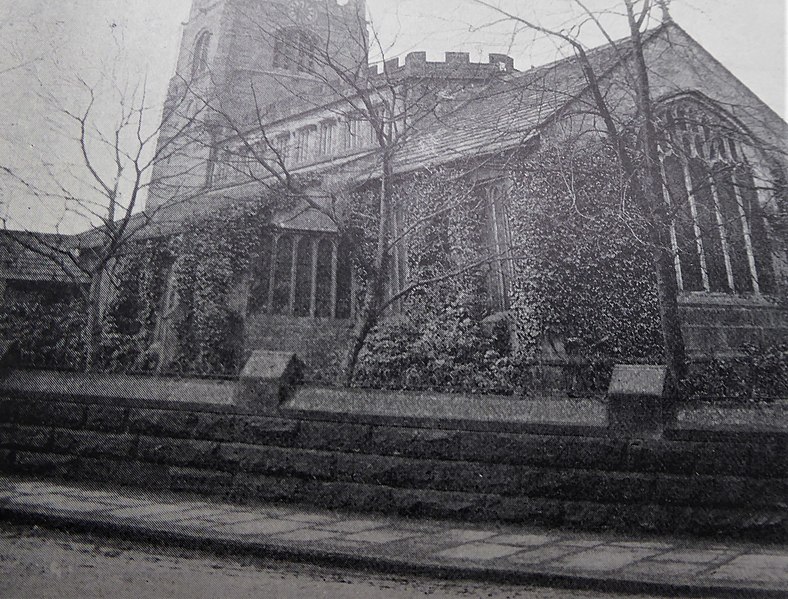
[
  {"x1": 0, "y1": 369, "x2": 236, "y2": 411},
  {"x1": 235, "y1": 350, "x2": 303, "y2": 413},
  {"x1": 607, "y1": 365, "x2": 667, "y2": 439},
  {"x1": 284, "y1": 386, "x2": 608, "y2": 436}
]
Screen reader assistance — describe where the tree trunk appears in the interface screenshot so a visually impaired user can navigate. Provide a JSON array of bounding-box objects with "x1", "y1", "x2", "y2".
[
  {"x1": 341, "y1": 155, "x2": 393, "y2": 385},
  {"x1": 83, "y1": 270, "x2": 103, "y2": 372},
  {"x1": 625, "y1": 1, "x2": 687, "y2": 395}
]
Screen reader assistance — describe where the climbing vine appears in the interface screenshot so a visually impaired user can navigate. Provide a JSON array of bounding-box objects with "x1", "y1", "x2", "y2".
[
  {"x1": 507, "y1": 143, "x2": 664, "y2": 363},
  {"x1": 169, "y1": 197, "x2": 285, "y2": 375}
]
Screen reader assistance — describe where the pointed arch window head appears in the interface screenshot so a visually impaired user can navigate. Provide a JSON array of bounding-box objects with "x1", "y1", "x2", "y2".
[
  {"x1": 191, "y1": 31, "x2": 212, "y2": 78},
  {"x1": 657, "y1": 97, "x2": 777, "y2": 296},
  {"x1": 273, "y1": 28, "x2": 318, "y2": 73}
]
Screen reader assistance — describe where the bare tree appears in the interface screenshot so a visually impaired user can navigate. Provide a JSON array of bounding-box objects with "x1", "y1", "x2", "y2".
[
  {"x1": 468, "y1": 0, "x2": 698, "y2": 393},
  {"x1": 0, "y1": 68, "x2": 210, "y2": 369},
  {"x1": 179, "y1": 6, "x2": 523, "y2": 384}
]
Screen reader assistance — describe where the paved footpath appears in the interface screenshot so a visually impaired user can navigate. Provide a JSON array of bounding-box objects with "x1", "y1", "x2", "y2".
[{"x1": 0, "y1": 476, "x2": 785, "y2": 597}]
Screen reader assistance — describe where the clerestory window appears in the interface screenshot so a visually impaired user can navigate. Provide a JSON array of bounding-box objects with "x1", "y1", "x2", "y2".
[{"x1": 658, "y1": 99, "x2": 776, "y2": 296}]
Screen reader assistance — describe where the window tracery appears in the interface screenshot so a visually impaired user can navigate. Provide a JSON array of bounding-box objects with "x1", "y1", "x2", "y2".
[{"x1": 658, "y1": 98, "x2": 776, "y2": 296}]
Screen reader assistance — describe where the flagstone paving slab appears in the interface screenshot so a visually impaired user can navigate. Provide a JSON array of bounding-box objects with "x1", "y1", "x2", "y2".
[
  {"x1": 435, "y1": 528, "x2": 498, "y2": 544},
  {"x1": 270, "y1": 528, "x2": 340, "y2": 543},
  {"x1": 218, "y1": 519, "x2": 306, "y2": 536},
  {"x1": 437, "y1": 542, "x2": 522, "y2": 561},
  {"x1": 650, "y1": 548, "x2": 740, "y2": 563},
  {"x1": 506, "y1": 544, "x2": 583, "y2": 565},
  {"x1": 344, "y1": 528, "x2": 417, "y2": 544},
  {"x1": 317, "y1": 518, "x2": 386, "y2": 533},
  {"x1": 551, "y1": 546, "x2": 660, "y2": 571},
  {"x1": 489, "y1": 533, "x2": 557, "y2": 547},
  {"x1": 0, "y1": 475, "x2": 785, "y2": 597},
  {"x1": 708, "y1": 554, "x2": 788, "y2": 582}
]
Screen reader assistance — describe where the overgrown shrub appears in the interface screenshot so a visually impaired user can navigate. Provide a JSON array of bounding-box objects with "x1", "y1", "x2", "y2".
[
  {"x1": 0, "y1": 299, "x2": 86, "y2": 370},
  {"x1": 354, "y1": 294, "x2": 520, "y2": 393},
  {"x1": 508, "y1": 144, "x2": 664, "y2": 364},
  {"x1": 684, "y1": 344, "x2": 788, "y2": 402}
]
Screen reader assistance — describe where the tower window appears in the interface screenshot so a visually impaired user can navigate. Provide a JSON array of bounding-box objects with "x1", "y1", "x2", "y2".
[
  {"x1": 273, "y1": 28, "x2": 317, "y2": 73},
  {"x1": 191, "y1": 31, "x2": 212, "y2": 78}
]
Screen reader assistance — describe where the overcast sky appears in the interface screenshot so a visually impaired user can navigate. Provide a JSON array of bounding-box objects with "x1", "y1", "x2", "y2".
[{"x1": 0, "y1": 0, "x2": 785, "y2": 234}]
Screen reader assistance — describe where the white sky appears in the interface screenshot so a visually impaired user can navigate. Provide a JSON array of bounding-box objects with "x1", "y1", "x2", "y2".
[{"x1": 0, "y1": 0, "x2": 785, "y2": 234}]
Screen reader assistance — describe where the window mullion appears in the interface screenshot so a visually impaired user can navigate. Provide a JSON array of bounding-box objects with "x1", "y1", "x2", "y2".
[
  {"x1": 681, "y1": 158, "x2": 711, "y2": 291},
  {"x1": 659, "y1": 157, "x2": 684, "y2": 291},
  {"x1": 309, "y1": 238, "x2": 318, "y2": 318},
  {"x1": 731, "y1": 170, "x2": 762, "y2": 295},
  {"x1": 289, "y1": 234, "x2": 300, "y2": 315},
  {"x1": 267, "y1": 233, "x2": 278, "y2": 312},
  {"x1": 708, "y1": 172, "x2": 736, "y2": 292},
  {"x1": 330, "y1": 240, "x2": 338, "y2": 319}
]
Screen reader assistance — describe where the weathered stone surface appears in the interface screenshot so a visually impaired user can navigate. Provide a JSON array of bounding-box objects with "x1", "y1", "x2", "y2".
[
  {"x1": 0, "y1": 449, "x2": 13, "y2": 470},
  {"x1": 137, "y1": 437, "x2": 218, "y2": 468},
  {"x1": 370, "y1": 426, "x2": 460, "y2": 460},
  {"x1": 240, "y1": 416, "x2": 300, "y2": 445},
  {"x1": 126, "y1": 408, "x2": 199, "y2": 438},
  {"x1": 334, "y1": 453, "x2": 434, "y2": 488},
  {"x1": 217, "y1": 443, "x2": 336, "y2": 480},
  {"x1": 194, "y1": 412, "x2": 299, "y2": 445},
  {"x1": 562, "y1": 500, "x2": 616, "y2": 531},
  {"x1": 229, "y1": 473, "x2": 302, "y2": 503},
  {"x1": 12, "y1": 451, "x2": 75, "y2": 476},
  {"x1": 2, "y1": 390, "x2": 786, "y2": 540},
  {"x1": 14, "y1": 400, "x2": 86, "y2": 429},
  {"x1": 608, "y1": 365, "x2": 666, "y2": 439},
  {"x1": 111, "y1": 461, "x2": 172, "y2": 490},
  {"x1": 388, "y1": 486, "x2": 493, "y2": 521},
  {"x1": 490, "y1": 496, "x2": 564, "y2": 526},
  {"x1": 460, "y1": 432, "x2": 562, "y2": 467},
  {"x1": 84, "y1": 406, "x2": 128, "y2": 433},
  {"x1": 235, "y1": 350, "x2": 302, "y2": 412},
  {"x1": 0, "y1": 425, "x2": 51, "y2": 450},
  {"x1": 430, "y1": 461, "x2": 522, "y2": 496},
  {"x1": 51, "y1": 429, "x2": 136, "y2": 459},
  {"x1": 296, "y1": 421, "x2": 371, "y2": 452},
  {"x1": 167, "y1": 466, "x2": 232, "y2": 496},
  {"x1": 70, "y1": 457, "x2": 119, "y2": 482},
  {"x1": 623, "y1": 440, "x2": 701, "y2": 475},
  {"x1": 0, "y1": 398, "x2": 22, "y2": 423},
  {"x1": 305, "y1": 479, "x2": 394, "y2": 513}
]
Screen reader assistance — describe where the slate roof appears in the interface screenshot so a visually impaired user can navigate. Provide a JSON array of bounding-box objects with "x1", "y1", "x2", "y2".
[
  {"x1": 0, "y1": 230, "x2": 87, "y2": 284},
  {"x1": 391, "y1": 35, "x2": 639, "y2": 173}
]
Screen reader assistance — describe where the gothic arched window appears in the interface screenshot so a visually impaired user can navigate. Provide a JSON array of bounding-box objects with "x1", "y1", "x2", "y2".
[
  {"x1": 658, "y1": 98, "x2": 776, "y2": 296},
  {"x1": 191, "y1": 31, "x2": 212, "y2": 78},
  {"x1": 272, "y1": 28, "x2": 317, "y2": 73}
]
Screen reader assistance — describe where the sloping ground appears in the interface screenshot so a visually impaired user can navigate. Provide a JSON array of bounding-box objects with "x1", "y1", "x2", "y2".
[{"x1": 0, "y1": 371, "x2": 786, "y2": 541}]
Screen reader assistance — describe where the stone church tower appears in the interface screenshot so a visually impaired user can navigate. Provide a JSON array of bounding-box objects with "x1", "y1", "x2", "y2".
[{"x1": 147, "y1": 0, "x2": 368, "y2": 213}]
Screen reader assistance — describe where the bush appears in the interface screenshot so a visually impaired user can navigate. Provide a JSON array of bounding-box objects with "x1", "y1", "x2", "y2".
[
  {"x1": 354, "y1": 296, "x2": 520, "y2": 394},
  {"x1": 684, "y1": 344, "x2": 788, "y2": 402},
  {"x1": 0, "y1": 299, "x2": 86, "y2": 370}
]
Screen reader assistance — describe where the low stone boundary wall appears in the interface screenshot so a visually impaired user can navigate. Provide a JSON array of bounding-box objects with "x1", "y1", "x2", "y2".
[{"x1": 1, "y1": 388, "x2": 786, "y2": 541}]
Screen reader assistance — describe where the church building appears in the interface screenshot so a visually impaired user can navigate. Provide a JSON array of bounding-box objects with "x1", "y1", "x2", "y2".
[{"x1": 3, "y1": 0, "x2": 786, "y2": 390}]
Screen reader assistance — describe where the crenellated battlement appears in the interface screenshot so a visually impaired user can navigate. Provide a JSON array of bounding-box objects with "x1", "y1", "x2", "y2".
[{"x1": 367, "y1": 51, "x2": 516, "y2": 78}]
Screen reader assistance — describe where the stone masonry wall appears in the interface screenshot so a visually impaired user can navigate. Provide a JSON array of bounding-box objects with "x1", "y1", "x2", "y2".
[
  {"x1": 1, "y1": 394, "x2": 786, "y2": 540},
  {"x1": 680, "y1": 301, "x2": 788, "y2": 356}
]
